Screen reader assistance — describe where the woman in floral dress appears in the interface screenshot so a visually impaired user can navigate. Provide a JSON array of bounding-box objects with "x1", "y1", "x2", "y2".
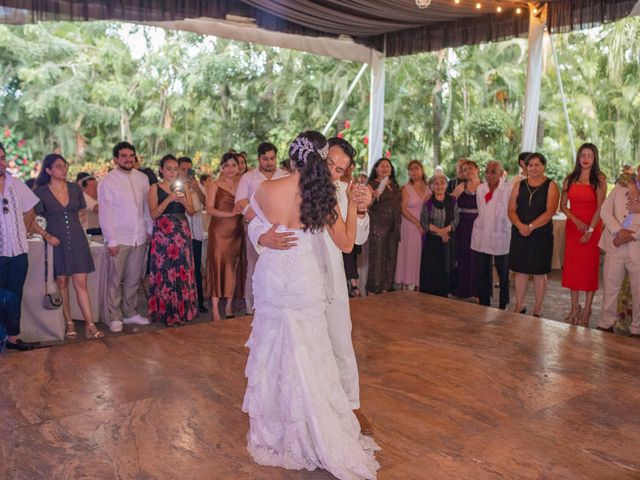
[{"x1": 147, "y1": 154, "x2": 198, "y2": 325}]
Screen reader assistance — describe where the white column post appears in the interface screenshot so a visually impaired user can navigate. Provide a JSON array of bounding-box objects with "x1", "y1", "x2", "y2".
[
  {"x1": 368, "y1": 49, "x2": 385, "y2": 172},
  {"x1": 322, "y1": 63, "x2": 369, "y2": 136},
  {"x1": 521, "y1": 4, "x2": 547, "y2": 152}
]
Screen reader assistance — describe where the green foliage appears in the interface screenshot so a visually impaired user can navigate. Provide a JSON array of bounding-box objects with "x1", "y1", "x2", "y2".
[
  {"x1": 0, "y1": 17, "x2": 639, "y2": 184},
  {"x1": 0, "y1": 126, "x2": 33, "y2": 178},
  {"x1": 468, "y1": 107, "x2": 512, "y2": 149}
]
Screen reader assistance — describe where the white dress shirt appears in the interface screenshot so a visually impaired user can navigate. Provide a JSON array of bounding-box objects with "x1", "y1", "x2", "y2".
[
  {"x1": 82, "y1": 192, "x2": 100, "y2": 230},
  {"x1": 98, "y1": 168, "x2": 152, "y2": 248},
  {"x1": 235, "y1": 168, "x2": 288, "y2": 204},
  {"x1": 471, "y1": 178, "x2": 512, "y2": 256},
  {"x1": 0, "y1": 174, "x2": 39, "y2": 257},
  {"x1": 187, "y1": 187, "x2": 205, "y2": 242}
]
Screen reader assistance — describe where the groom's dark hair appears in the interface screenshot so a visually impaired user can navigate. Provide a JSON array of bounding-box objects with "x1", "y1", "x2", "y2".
[{"x1": 328, "y1": 137, "x2": 357, "y2": 166}]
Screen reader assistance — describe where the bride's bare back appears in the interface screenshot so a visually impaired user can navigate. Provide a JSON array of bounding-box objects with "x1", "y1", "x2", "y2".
[
  {"x1": 254, "y1": 173, "x2": 305, "y2": 230},
  {"x1": 254, "y1": 169, "x2": 359, "y2": 253}
]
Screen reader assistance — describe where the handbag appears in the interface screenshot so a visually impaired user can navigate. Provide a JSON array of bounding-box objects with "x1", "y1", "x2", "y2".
[{"x1": 43, "y1": 240, "x2": 62, "y2": 310}]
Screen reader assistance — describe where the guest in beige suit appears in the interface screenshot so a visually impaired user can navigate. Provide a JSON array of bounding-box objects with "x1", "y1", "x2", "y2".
[{"x1": 597, "y1": 180, "x2": 640, "y2": 337}]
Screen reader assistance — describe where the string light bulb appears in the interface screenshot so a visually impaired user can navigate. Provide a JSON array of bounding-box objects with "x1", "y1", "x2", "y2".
[
  {"x1": 475, "y1": 2, "x2": 481, "y2": 9},
  {"x1": 516, "y1": 7, "x2": 522, "y2": 14},
  {"x1": 454, "y1": 0, "x2": 460, "y2": 3},
  {"x1": 532, "y1": 7, "x2": 538, "y2": 14},
  {"x1": 496, "y1": 5, "x2": 502, "y2": 13}
]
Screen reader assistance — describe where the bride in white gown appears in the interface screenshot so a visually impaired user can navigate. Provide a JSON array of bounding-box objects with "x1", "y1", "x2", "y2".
[{"x1": 242, "y1": 131, "x2": 380, "y2": 480}]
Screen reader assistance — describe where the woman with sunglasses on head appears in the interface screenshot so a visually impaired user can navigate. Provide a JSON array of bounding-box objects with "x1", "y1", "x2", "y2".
[{"x1": 31, "y1": 153, "x2": 103, "y2": 340}]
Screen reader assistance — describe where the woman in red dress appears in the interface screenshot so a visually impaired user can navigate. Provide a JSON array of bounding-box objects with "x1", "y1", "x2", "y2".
[{"x1": 560, "y1": 143, "x2": 607, "y2": 326}]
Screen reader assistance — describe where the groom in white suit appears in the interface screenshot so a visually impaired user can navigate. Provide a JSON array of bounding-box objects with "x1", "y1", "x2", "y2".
[
  {"x1": 247, "y1": 137, "x2": 374, "y2": 433},
  {"x1": 597, "y1": 180, "x2": 640, "y2": 337}
]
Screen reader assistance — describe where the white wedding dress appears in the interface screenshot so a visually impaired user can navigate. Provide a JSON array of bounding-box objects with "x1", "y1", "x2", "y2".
[{"x1": 242, "y1": 198, "x2": 380, "y2": 480}]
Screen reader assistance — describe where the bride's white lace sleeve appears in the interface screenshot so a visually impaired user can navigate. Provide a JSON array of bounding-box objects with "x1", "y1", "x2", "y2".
[{"x1": 248, "y1": 216, "x2": 268, "y2": 254}]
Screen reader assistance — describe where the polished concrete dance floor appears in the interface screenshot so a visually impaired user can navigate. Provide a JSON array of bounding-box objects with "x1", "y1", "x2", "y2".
[{"x1": 2, "y1": 291, "x2": 640, "y2": 479}]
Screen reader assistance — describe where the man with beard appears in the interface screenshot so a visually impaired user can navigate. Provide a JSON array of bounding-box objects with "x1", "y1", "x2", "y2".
[{"x1": 98, "y1": 142, "x2": 153, "y2": 332}]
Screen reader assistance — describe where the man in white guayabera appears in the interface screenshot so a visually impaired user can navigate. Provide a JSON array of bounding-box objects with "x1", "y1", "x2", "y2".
[
  {"x1": 234, "y1": 142, "x2": 288, "y2": 313},
  {"x1": 247, "y1": 137, "x2": 374, "y2": 435},
  {"x1": 98, "y1": 142, "x2": 153, "y2": 332}
]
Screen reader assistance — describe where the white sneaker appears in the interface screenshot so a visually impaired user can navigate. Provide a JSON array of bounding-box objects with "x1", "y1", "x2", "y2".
[
  {"x1": 109, "y1": 320, "x2": 124, "y2": 333},
  {"x1": 123, "y1": 314, "x2": 150, "y2": 325}
]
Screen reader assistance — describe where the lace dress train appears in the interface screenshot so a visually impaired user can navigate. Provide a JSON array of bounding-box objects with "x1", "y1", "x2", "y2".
[{"x1": 242, "y1": 204, "x2": 379, "y2": 480}]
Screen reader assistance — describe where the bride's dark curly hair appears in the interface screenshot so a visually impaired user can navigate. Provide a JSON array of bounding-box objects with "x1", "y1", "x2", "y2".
[{"x1": 290, "y1": 131, "x2": 338, "y2": 232}]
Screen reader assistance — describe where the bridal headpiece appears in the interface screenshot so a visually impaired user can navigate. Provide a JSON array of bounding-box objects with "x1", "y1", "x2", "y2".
[{"x1": 290, "y1": 136, "x2": 329, "y2": 165}]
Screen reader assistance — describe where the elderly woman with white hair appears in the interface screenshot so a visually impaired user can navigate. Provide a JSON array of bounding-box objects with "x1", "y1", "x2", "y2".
[{"x1": 419, "y1": 173, "x2": 459, "y2": 297}]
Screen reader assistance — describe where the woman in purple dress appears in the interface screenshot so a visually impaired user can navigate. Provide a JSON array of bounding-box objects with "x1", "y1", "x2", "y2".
[
  {"x1": 396, "y1": 160, "x2": 431, "y2": 290},
  {"x1": 451, "y1": 160, "x2": 481, "y2": 298}
]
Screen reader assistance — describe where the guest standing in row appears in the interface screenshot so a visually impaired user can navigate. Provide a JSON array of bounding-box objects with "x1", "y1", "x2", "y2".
[
  {"x1": 237, "y1": 152, "x2": 249, "y2": 175},
  {"x1": 613, "y1": 167, "x2": 640, "y2": 332},
  {"x1": 514, "y1": 152, "x2": 531, "y2": 182},
  {"x1": 147, "y1": 155, "x2": 198, "y2": 325},
  {"x1": 597, "y1": 173, "x2": 640, "y2": 337},
  {"x1": 99, "y1": 142, "x2": 152, "y2": 332},
  {"x1": 80, "y1": 175, "x2": 101, "y2": 236},
  {"x1": 233, "y1": 153, "x2": 248, "y2": 309},
  {"x1": 31, "y1": 154, "x2": 104, "y2": 339},
  {"x1": 178, "y1": 156, "x2": 208, "y2": 314},
  {"x1": 396, "y1": 160, "x2": 430, "y2": 290},
  {"x1": 471, "y1": 161, "x2": 511, "y2": 310},
  {"x1": 339, "y1": 152, "x2": 362, "y2": 296},
  {"x1": 447, "y1": 158, "x2": 467, "y2": 194},
  {"x1": 508, "y1": 153, "x2": 560, "y2": 317},
  {"x1": 451, "y1": 160, "x2": 480, "y2": 298},
  {"x1": 366, "y1": 157, "x2": 401, "y2": 294},
  {"x1": 420, "y1": 174, "x2": 459, "y2": 297},
  {"x1": 235, "y1": 142, "x2": 287, "y2": 312},
  {"x1": 207, "y1": 153, "x2": 243, "y2": 321},
  {"x1": 139, "y1": 166, "x2": 159, "y2": 297},
  {"x1": 0, "y1": 142, "x2": 42, "y2": 350},
  {"x1": 560, "y1": 143, "x2": 606, "y2": 326}
]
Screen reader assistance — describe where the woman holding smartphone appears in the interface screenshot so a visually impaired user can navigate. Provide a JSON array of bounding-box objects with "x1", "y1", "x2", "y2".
[{"x1": 147, "y1": 154, "x2": 198, "y2": 325}]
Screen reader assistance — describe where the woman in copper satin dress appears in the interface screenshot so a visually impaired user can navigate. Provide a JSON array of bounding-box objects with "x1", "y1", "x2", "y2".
[
  {"x1": 560, "y1": 143, "x2": 606, "y2": 326},
  {"x1": 206, "y1": 153, "x2": 243, "y2": 321}
]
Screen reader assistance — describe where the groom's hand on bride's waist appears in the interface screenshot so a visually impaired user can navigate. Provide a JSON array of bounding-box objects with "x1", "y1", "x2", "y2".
[{"x1": 258, "y1": 223, "x2": 298, "y2": 250}]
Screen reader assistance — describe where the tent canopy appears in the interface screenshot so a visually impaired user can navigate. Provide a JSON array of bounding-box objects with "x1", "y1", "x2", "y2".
[{"x1": 0, "y1": 0, "x2": 636, "y2": 58}]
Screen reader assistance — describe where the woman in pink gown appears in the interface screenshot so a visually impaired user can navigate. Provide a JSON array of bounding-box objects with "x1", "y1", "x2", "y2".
[{"x1": 396, "y1": 160, "x2": 431, "y2": 289}]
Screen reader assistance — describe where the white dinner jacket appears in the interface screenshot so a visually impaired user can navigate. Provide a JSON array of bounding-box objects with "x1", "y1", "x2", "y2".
[{"x1": 598, "y1": 184, "x2": 640, "y2": 257}]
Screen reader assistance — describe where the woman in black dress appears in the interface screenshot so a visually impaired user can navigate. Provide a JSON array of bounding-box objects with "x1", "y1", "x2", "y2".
[
  {"x1": 508, "y1": 153, "x2": 560, "y2": 317},
  {"x1": 31, "y1": 154, "x2": 103, "y2": 339},
  {"x1": 366, "y1": 157, "x2": 402, "y2": 294}
]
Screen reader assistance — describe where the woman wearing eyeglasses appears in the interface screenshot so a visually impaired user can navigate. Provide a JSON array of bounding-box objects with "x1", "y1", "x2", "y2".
[{"x1": 31, "y1": 153, "x2": 103, "y2": 340}]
